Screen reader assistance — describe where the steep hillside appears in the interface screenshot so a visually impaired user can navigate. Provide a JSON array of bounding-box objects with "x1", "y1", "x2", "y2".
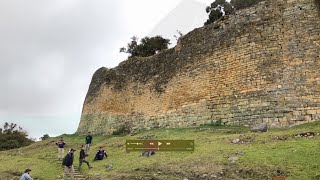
[{"x1": 1, "y1": 122, "x2": 320, "y2": 179}]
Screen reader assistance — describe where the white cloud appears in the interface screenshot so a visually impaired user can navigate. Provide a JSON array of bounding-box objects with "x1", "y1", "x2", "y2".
[{"x1": 0, "y1": 0, "x2": 210, "y2": 138}]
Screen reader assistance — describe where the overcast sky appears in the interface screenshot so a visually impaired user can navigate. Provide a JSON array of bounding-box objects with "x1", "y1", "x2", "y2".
[{"x1": 0, "y1": 0, "x2": 214, "y2": 139}]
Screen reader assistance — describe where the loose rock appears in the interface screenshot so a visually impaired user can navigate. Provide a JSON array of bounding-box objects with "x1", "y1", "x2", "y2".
[
  {"x1": 294, "y1": 132, "x2": 318, "y2": 138},
  {"x1": 234, "y1": 150, "x2": 245, "y2": 155},
  {"x1": 232, "y1": 139, "x2": 240, "y2": 144},
  {"x1": 251, "y1": 124, "x2": 268, "y2": 132},
  {"x1": 228, "y1": 156, "x2": 239, "y2": 163}
]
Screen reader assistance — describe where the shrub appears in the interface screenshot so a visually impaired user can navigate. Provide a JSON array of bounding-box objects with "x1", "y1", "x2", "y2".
[
  {"x1": 205, "y1": 0, "x2": 234, "y2": 25},
  {"x1": 120, "y1": 36, "x2": 170, "y2": 57},
  {"x1": 205, "y1": 0, "x2": 264, "y2": 25},
  {"x1": 0, "y1": 122, "x2": 34, "y2": 151},
  {"x1": 40, "y1": 134, "x2": 50, "y2": 141}
]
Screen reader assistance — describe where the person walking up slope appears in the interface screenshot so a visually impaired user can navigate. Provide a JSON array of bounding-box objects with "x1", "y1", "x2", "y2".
[
  {"x1": 79, "y1": 145, "x2": 92, "y2": 171},
  {"x1": 62, "y1": 148, "x2": 75, "y2": 180},
  {"x1": 85, "y1": 132, "x2": 92, "y2": 154}
]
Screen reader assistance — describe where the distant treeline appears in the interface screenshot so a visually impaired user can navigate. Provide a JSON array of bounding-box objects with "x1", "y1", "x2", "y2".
[{"x1": 0, "y1": 122, "x2": 34, "y2": 151}]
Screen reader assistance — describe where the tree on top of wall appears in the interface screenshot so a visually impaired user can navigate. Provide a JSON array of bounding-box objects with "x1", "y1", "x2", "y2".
[
  {"x1": 204, "y1": 0, "x2": 234, "y2": 25},
  {"x1": 204, "y1": 0, "x2": 264, "y2": 25},
  {"x1": 120, "y1": 35, "x2": 170, "y2": 58}
]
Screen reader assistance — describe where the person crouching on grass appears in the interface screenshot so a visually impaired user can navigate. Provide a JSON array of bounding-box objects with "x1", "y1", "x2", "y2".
[
  {"x1": 79, "y1": 145, "x2": 92, "y2": 171},
  {"x1": 93, "y1": 146, "x2": 108, "y2": 161}
]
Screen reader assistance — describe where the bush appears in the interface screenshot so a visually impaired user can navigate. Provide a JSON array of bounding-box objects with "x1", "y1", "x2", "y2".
[
  {"x1": 0, "y1": 122, "x2": 34, "y2": 151},
  {"x1": 205, "y1": 0, "x2": 264, "y2": 25},
  {"x1": 40, "y1": 134, "x2": 50, "y2": 141},
  {"x1": 205, "y1": 0, "x2": 234, "y2": 25},
  {"x1": 120, "y1": 36, "x2": 170, "y2": 57}
]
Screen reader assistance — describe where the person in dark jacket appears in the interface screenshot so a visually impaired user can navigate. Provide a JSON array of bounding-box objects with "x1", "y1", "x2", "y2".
[
  {"x1": 93, "y1": 147, "x2": 108, "y2": 161},
  {"x1": 56, "y1": 137, "x2": 66, "y2": 160},
  {"x1": 62, "y1": 148, "x2": 75, "y2": 180},
  {"x1": 79, "y1": 145, "x2": 92, "y2": 171},
  {"x1": 85, "y1": 132, "x2": 92, "y2": 154}
]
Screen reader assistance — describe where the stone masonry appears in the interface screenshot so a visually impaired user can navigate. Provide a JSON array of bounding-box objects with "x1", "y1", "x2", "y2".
[{"x1": 77, "y1": 0, "x2": 320, "y2": 134}]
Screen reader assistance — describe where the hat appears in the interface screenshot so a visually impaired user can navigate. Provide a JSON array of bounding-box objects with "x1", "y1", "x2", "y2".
[
  {"x1": 70, "y1": 148, "x2": 76, "y2": 152},
  {"x1": 24, "y1": 169, "x2": 31, "y2": 173}
]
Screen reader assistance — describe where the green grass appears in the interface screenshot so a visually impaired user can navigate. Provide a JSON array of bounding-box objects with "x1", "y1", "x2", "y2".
[{"x1": 1, "y1": 122, "x2": 320, "y2": 179}]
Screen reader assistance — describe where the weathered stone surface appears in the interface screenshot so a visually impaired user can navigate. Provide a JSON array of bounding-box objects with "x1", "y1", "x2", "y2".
[
  {"x1": 251, "y1": 124, "x2": 268, "y2": 132},
  {"x1": 77, "y1": 0, "x2": 320, "y2": 135}
]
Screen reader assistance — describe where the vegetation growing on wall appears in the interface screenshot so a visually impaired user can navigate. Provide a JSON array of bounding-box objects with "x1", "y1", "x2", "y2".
[
  {"x1": 120, "y1": 36, "x2": 170, "y2": 57},
  {"x1": 205, "y1": 0, "x2": 264, "y2": 25},
  {"x1": 205, "y1": 0, "x2": 233, "y2": 25}
]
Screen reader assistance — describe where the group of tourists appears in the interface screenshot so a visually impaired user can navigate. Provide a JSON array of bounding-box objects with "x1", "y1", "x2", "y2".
[
  {"x1": 20, "y1": 132, "x2": 108, "y2": 180},
  {"x1": 58, "y1": 132, "x2": 108, "y2": 180}
]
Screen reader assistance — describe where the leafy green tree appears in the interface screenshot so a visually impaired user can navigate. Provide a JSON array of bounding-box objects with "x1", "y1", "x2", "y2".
[
  {"x1": 120, "y1": 35, "x2": 170, "y2": 57},
  {"x1": 0, "y1": 122, "x2": 34, "y2": 151},
  {"x1": 205, "y1": 0, "x2": 264, "y2": 25},
  {"x1": 205, "y1": 0, "x2": 234, "y2": 25},
  {"x1": 40, "y1": 134, "x2": 50, "y2": 141},
  {"x1": 230, "y1": 0, "x2": 264, "y2": 10}
]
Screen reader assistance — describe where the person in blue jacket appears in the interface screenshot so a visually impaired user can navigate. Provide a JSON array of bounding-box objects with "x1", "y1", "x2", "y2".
[
  {"x1": 56, "y1": 137, "x2": 66, "y2": 160},
  {"x1": 20, "y1": 169, "x2": 33, "y2": 180},
  {"x1": 93, "y1": 147, "x2": 108, "y2": 161}
]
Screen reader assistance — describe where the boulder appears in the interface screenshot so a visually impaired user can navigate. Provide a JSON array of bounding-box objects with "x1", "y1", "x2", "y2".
[
  {"x1": 232, "y1": 138, "x2": 240, "y2": 144},
  {"x1": 251, "y1": 124, "x2": 267, "y2": 132}
]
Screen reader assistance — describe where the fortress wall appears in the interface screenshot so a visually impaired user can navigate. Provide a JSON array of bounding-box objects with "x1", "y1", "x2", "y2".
[{"x1": 77, "y1": 0, "x2": 320, "y2": 134}]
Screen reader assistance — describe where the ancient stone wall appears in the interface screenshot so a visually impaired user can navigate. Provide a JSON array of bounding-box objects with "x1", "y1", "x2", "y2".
[{"x1": 77, "y1": 0, "x2": 320, "y2": 134}]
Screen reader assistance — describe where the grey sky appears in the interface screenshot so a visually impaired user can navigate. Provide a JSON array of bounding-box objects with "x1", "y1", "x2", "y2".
[{"x1": 0, "y1": 0, "x2": 212, "y2": 139}]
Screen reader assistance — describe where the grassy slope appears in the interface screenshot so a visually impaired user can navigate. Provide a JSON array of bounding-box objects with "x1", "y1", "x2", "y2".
[{"x1": 1, "y1": 122, "x2": 320, "y2": 180}]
